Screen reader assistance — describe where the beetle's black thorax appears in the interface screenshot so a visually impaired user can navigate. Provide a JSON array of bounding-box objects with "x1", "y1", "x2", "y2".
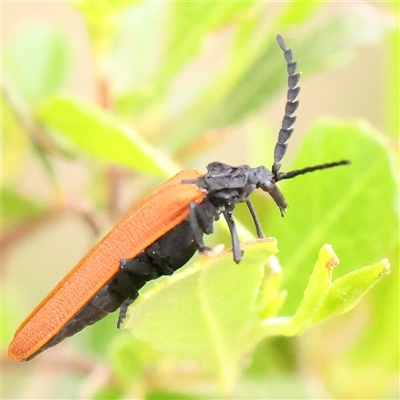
[
  {"x1": 191, "y1": 162, "x2": 287, "y2": 215},
  {"x1": 195, "y1": 162, "x2": 261, "y2": 206}
]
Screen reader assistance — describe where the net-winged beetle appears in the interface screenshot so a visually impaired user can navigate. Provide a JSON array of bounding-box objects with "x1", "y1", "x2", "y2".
[{"x1": 8, "y1": 34, "x2": 350, "y2": 361}]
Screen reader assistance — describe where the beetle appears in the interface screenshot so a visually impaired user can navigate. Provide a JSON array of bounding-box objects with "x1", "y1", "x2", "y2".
[{"x1": 8, "y1": 34, "x2": 349, "y2": 361}]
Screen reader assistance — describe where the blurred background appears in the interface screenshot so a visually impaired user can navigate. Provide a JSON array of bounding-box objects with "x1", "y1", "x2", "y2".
[{"x1": 2, "y1": 1, "x2": 398, "y2": 399}]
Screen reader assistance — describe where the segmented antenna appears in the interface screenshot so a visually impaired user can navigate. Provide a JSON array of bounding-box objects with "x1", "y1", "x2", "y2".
[
  {"x1": 272, "y1": 34, "x2": 300, "y2": 176},
  {"x1": 276, "y1": 160, "x2": 350, "y2": 181}
]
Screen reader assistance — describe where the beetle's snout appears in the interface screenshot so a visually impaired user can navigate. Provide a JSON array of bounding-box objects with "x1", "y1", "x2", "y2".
[{"x1": 259, "y1": 179, "x2": 288, "y2": 217}]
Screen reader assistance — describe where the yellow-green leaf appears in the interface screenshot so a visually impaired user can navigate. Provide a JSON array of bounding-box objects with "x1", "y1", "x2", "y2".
[
  {"x1": 37, "y1": 94, "x2": 178, "y2": 176},
  {"x1": 124, "y1": 239, "x2": 277, "y2": 390}
]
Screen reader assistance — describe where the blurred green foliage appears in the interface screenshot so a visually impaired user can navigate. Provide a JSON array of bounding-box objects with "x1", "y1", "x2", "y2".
[{"x1": 2, "y1": 1, "x2": 398, "y2": 399}]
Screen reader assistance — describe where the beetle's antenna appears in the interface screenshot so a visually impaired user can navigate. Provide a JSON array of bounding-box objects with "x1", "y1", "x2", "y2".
[
  {"x1": 276, "y1": 160, "x2": 350, "y2": 181},
  {"x1": 272, "y1": 35, "x2": 351, "y2": 181},
  {"x1": 272, "y1": 34, "x2": 300, "y2": 176}
]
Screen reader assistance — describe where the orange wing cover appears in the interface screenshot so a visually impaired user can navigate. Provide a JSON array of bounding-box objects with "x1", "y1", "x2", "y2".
[{"x1": 8, "y1": 169, "x2": 205, "y2": 360}]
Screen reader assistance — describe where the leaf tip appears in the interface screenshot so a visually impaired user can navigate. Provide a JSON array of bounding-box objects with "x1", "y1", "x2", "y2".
[
  {"x1": 377, "y1": 258, "x2": 391, "y2": 278},
  {"x1": 319, "y1": 244, "x2": 340, "y2": 281}
]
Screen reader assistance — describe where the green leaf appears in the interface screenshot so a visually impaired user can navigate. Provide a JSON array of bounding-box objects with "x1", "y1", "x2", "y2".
[
  {"x1": 282, "y1": 244, "x2": 339, "y2": 336},
  {"x1": 385, "y1": 27, "x2": 399, "y2": 138},
  {"x1": 109, "y1": 337, "x2": 160, "y2": 389},
  {"x1": 161, "y1": 2, "x2": 258, "y2": 85},
  {"x1": 292, "y1": 4, "x2": 396, "y2": 73},
  {"x1": 258, "y1": 118, "x2": 397, "y2": 396},
  {"x1": 257, "y1": 256, "x2": 287, "y2": 320},
  {"x1": 115, "y1": 2, "x2": 391, "y2": 154},
  {"x1": 115, "y1": 1, "x2": 259, "y2": 117},
  {"x1": 314, "y1": 258, "x2": 391, "y2": 322},
  {"x1": 36, "y1": 94, "x2": 178, "y2": 176},
  {"x1": 92, "y1": 386, "x2": 123, "y2": 400},
  {"x1": 112, "y1": 2, "x2": 169, "y2": 95},
  {"x1": 266, "y1": 119, "x2": 398, "y2": 315},
  {"x1": 162, "y1": 3, "x2": 392, "y2": 152},
  {"x1": 282, "y1": 244, "x2": 390, "y2": 336},
  {"x1": 1, "y1": 187, "x2": 44, "y2": 230},
  {"x1": 73, "y1": 1, "x2": 143, "y2": 57},
  {"x1": 124, "y1": 239, "x2": 278, "y2": 390},
  {"x1": 3, "y1": 23, "x2": 70, "y2": 106},
  {"x1": 73, "y1": 0, "x2": 141, "y2": 16},
  {"x1": 1, "y1": 97, "x2": 30, "y2": 185}
]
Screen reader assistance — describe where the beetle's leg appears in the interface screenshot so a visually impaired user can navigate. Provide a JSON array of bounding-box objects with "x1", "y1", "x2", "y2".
[
  {"x1": 245, "y1": 199, "x2": 265, "y2": 238},
  {"x1": 117, "y1": 298, "x2": 134, "y2": 328},
  {"x1": 113, "y1": 257, "x2": 159, "y2": 327},
  {"x1": 189, "y1": 202, "x2": 211, "y2": 254},
  {"x1": 222, "y1": 210, "x2": 243, "y2": 264},
  {"x1": 119, "y1": 257, "x2": 158, "y2": 279}
]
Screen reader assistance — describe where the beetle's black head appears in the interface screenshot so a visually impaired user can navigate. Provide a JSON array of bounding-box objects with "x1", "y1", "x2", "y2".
[
  {"x1": 191, "y1": 163, "x2": 287, "y2": 216},
  {"x1": 194, "y1": 156, "x2": 350, "y2": 218}
]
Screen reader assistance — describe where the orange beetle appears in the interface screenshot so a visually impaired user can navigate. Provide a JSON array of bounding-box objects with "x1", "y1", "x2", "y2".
[{"x1": 8, "y1": 34, "x2": 349, "y2": 361}]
